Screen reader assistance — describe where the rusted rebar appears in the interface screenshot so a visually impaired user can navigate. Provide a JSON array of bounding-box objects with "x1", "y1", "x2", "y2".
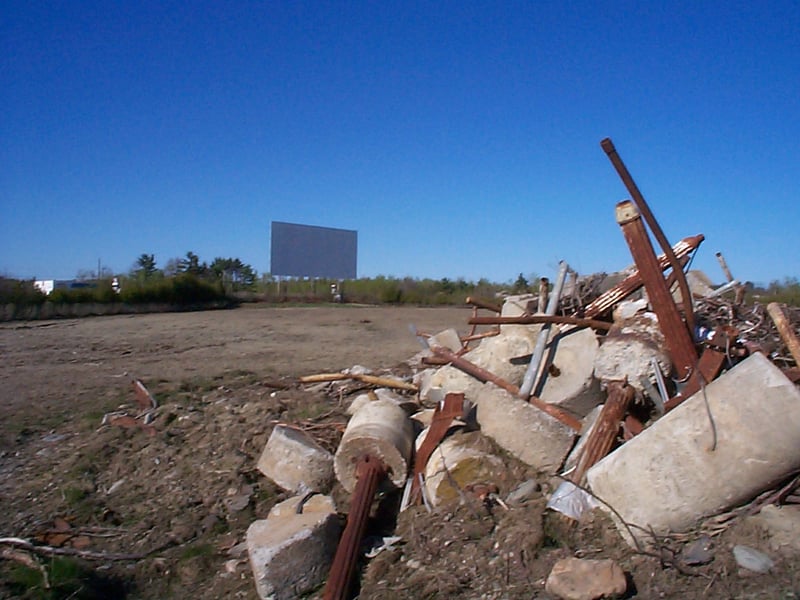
[
  {"x1": 468, "y1": 314, "x2": 612, "y2": 331},
  {"x1": 323, "y1": 454, "x2": 387, "y2": 600},
  {"x1": 430, "y1": 345, "x2": 582, "y2": 432}
]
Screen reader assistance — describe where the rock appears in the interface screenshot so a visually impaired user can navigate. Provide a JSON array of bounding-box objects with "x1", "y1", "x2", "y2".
[
  {"x1": 545, "y1": 557, "x2": 627, "y2": 600},
  {"x1": 733, "y1": 545, "x2": 774, "y2": 574},
  {"x1": 501, "y1": 294, "x2": 537, "y2": 318},
  {"x1": 680, "y1": 535, "x2": 714, "y2": 566},
  {"x1": 427, "y1": 328, "x2": 463, "y2": 352},
  {"x1": 246, "y1": 494, "x2": 341, "y2": 600},
  {"x1": 506, "y1": 479, "x2": 541, "y2": 505},
  {"x1": 474, "y1": 383, "x2": 575, "y2": 473},
  {"x1": 257, "y1": 425, "x2": 334, "y2": 494},
  {"x1": 746, "y1": 505, "x2": 800, "y2": 554},
  {"x1": 587, "y1": 353, "x2": 800, "y2": 548}
]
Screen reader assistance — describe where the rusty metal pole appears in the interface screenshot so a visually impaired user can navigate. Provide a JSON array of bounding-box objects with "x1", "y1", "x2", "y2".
[
  {"x1": 616, "y1": 201, "x2": 697, "y2": 380},
  {"x1": 601, "y1": 138, "x2": 695, "y2": 335},
  {"x1": 323, "y1": 454, "x2": 386, "y2": 600},
  {"x1": 430, "y1": 345, "x2": 582, "y2": 432}
]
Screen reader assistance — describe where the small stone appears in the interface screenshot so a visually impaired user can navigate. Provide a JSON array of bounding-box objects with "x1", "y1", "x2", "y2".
[
  {"x1": 545, "y1": 557, "x2": 627, "y2": 600},
  {"x1": 733, "y1": 545, "x2": 774, "y2": 574},
  {"x1": 506, "y1": 479, "x2": 541, "y2": 505},
  {"x1": 680, "y1": 535, "x2": 714, "y2": 566}
]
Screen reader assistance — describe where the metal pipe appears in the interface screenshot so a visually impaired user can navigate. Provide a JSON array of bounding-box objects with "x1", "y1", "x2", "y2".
[
  {"x1": 601, "y1": 138, "x2": 696, "y2": 334},
  {"x1": 715, "y1": 251, "x2": 735, "y2": 283},
  {"x1": 519, "y1": 261, "x2": 569, "y2": 399}
]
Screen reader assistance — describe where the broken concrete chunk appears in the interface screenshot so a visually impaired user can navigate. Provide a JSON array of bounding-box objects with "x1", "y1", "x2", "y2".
[
  {"x1": 246, "y1": 494, "x2": 341, "y2": 600},
  {"x1": 474, "y1": 383, "x2": 575, "y2": 473},
  {"x1": 537, "y1": 326, "x2": 602, "y2": 418},
  {"x1": 501, "y1": 294, "x2": 537, "y2": 318},
  {"x1": 587, "y1": 353, "x2": 800, "y2": 548},
  {"x1": 334, "y1": 399, "x2": 413, "y2": 492},
  {"x1": 593, "y1": 313, "x2": 671, "y2": 391},
  {"x1": 545, "y1": 557, "x2": 627, "y2": 600},
  {"x1": 427, "y1": 328, "x2": 463, "y2": 353},
  {"x1": 257, "y1": 425, "x2": 334, "y2": 494},
  {"x1": 423, "y1": 326, "x2": 539, "y2": 402},
  {"x1": 421, "y1": 432, "x2": 506, "y2": 507}
]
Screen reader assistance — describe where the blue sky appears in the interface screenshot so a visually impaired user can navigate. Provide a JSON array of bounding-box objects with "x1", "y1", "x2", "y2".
[{"x1": 2, "y1": 1, "x2": 798, "y2": 286}]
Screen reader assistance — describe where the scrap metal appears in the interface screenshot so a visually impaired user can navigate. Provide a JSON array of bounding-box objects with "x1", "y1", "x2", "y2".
[
  {"x1": 323, "y1": 454, "x2": 387, "y2": 600},
  {"x1": 601, "y1": 137, "x2": 696, "y2": 335},
  {"x1": 468, "y1": 314, "x2": 613, "y2": 331},
  {"x1": 408, "y1": 392, "x2": 466, "y2": 504},
  {"x1": 582, "y1": 235, "x2": 704, "y2": 319},
  {"x1": 616, "y1": 200, "x2": 698, "y2": 381}
]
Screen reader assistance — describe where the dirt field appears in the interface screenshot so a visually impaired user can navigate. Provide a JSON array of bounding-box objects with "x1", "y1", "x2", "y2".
[{"x1": 1, "y1": 305, "x2": 798, "y2": 599}]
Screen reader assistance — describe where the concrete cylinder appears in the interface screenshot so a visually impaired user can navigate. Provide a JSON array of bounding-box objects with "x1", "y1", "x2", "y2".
[
  {"x1": 334, "y1": 399, "x2": 413, "y2": 492},
  {"x1": 422, "y1": 432, "x2": 505, "y2": 507}
]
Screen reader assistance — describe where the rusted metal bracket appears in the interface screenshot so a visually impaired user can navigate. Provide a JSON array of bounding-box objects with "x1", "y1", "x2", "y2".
[
  {"x1": 323, "y1": 454, "x2": 387, "y2": 600},
  {"x1": 601, "y1": 138, "x2": 696, "y2": 334},
  {"x1": 583, "y1": 235, "x2": 704, "y2": 319},
  {"x1": 408, "y1": 393, "x2": 465, "y2": 503},
  {"x1": 429, "y1": 345, "x2": 582, "y2": 432},
  {"x1": 616, "y1": 201, "x2": 697, "y2": 381}
]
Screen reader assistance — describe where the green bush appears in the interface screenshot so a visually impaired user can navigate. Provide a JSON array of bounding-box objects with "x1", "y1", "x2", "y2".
[{"x1": 0, "y1": 278, "x2": 46, "y2": 305}]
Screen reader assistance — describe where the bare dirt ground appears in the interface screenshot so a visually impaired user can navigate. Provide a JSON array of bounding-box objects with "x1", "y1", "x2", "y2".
[{"x1": 1, "y1": 304, "x2": 798, "y2": 599}]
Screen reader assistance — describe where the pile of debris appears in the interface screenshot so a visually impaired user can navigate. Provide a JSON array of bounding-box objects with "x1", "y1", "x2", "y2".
[{"x1": 244, "y1": 139, "x2": 800, "y2": 600}]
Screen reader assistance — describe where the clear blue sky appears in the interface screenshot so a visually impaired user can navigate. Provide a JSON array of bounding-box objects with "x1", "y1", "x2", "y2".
[{"x1": 2, "y1": 1, "x2": 798, "y2": 286}]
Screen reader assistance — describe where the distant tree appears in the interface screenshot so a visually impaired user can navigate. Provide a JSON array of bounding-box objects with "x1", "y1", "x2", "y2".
[
  {"x1": 178, "y1": 251, "x2": 207, "y2": 276},
  {"x1": 512, "y1": 273, "x2": 529, "y2": 294},
  {"x1": 134, "y1": 253, "x2": 158, "y2": 280},
  {"x1": 209, "y1": 257, "x2": 256, "y2": 290}
]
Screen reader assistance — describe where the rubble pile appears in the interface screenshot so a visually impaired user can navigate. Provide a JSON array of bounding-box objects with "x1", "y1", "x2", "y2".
[{"x1": 245, "y1": 139, "x2": 800, "y2": 599}]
